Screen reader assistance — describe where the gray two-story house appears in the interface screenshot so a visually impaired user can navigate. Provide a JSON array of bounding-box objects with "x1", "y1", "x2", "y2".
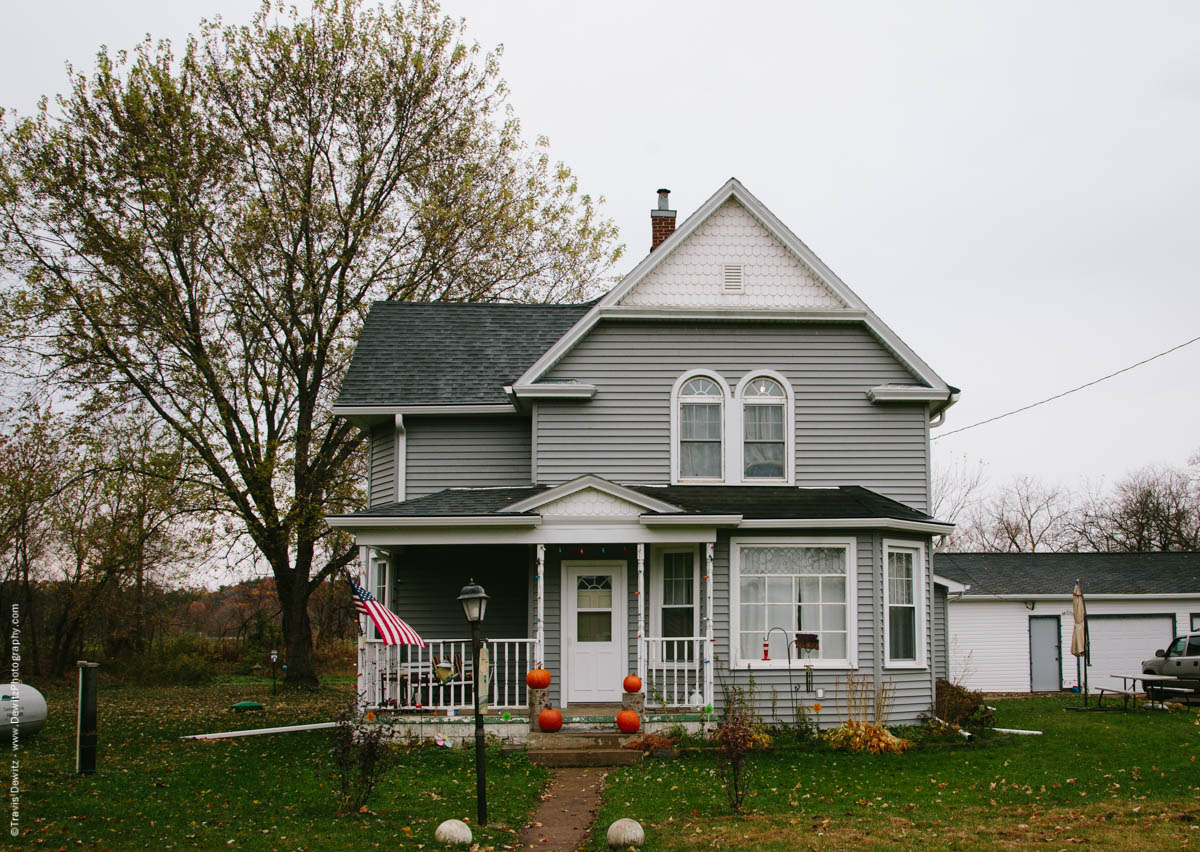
[{"x1": 329, "y1": 178, "x2": 957, "y2": 726}]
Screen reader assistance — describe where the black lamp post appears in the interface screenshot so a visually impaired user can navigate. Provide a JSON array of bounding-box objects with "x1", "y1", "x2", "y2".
[{"x1": 458, "y1": 579, "x2": 489, "y2": 826}]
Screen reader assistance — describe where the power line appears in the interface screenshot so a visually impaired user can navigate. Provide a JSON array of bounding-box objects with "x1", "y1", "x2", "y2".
[{"x1": 933, "y1": 332, "x2": 1200, "y2": 441}]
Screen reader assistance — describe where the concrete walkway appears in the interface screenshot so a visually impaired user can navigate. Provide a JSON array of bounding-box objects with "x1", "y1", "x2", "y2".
[{"x1": 518, "y1": 767, "x2": 607, "y2": 851}]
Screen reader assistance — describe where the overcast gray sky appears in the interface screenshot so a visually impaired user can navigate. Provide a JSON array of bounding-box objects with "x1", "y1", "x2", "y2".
[{"x1": 5, "y1": 0, "x2": 1198, "y2": 497}]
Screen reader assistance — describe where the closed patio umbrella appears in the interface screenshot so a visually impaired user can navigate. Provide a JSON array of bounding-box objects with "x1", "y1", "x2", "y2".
[{"x1": 1070, "y1": 580, "x2": 1089, "y2": 703}]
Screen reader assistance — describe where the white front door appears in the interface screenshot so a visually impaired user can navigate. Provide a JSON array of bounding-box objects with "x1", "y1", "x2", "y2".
[{"x1": 563, "y1": 561, "x2": 627, "y2": 705}]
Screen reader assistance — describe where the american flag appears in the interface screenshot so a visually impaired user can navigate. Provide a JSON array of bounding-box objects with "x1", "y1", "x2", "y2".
[{"x1": 349, "y1": 578, "x2": 426, "y2": 647}]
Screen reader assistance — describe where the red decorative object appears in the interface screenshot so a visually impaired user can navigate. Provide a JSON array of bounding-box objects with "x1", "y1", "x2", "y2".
[
  {"x1": 538, "y1": 707, "x2": 563, "y2": 733},
  {"x1": 622, "y1": 674, "x2": 642, "y2": 694},
  {"x1": 526, "y1": 668, "x2": 552, "y2": 690},
  {"x1": 616, "y1": 709, "x2": 640, "y2": 734}
]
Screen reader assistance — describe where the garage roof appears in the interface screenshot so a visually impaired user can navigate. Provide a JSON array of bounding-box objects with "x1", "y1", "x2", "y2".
[{"x1": 934, "y1": 552, "x2": 1200, "y2": 597}]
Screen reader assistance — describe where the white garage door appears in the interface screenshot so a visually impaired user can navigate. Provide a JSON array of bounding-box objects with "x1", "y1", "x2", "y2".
[{"x1": 1087, "y1": 616, "x2": 1175, "y2": 692}]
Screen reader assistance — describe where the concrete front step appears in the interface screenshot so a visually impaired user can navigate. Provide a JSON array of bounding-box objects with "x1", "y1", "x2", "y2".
[
  {"x1": 528, "y1": 731, "x2": 632, "y2": 749},
  {"x1": 527, "y1": 747, "x2": 645, "y2": 768}
]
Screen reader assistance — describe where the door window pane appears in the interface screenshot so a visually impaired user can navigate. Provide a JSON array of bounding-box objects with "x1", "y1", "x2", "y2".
[
  {"x1": 577, "y1": 575, "x2": 612, "y2": 609},
  {"x1": 577, "y1": 611, "x2": 612, "y2": 642}
]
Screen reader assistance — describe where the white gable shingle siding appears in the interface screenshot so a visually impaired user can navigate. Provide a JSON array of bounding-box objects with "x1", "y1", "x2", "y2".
[{"x1": 618, "y1": 200, "x2": 848, "y2": 310}]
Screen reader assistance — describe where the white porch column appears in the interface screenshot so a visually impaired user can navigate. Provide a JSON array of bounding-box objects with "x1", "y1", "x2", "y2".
[
  {"x1": 357, "y1": 545, "x2": 370, "y2": 710},
  {"x1": 636, "y1": 543, "x2": 646, "y2": 683},
  {"x1": 535, "y1": 544, "x2": 545, "y2": 666},
  {"x1": 705, "y1": 542, "x2": 715, "y2": 709}
]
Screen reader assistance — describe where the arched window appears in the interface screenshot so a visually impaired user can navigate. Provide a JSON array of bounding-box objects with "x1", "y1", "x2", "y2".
[
  {"x1": 678, "y1": 375, "x2": 724, "y2": 480},
  {"x1": 741, "y1": 376, "x2": 786, "y2": 480}
]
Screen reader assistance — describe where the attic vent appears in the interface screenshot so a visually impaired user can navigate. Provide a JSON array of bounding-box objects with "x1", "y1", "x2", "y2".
[{"x1": 722, "y1": 264, "x2": 744, "y2": 293}]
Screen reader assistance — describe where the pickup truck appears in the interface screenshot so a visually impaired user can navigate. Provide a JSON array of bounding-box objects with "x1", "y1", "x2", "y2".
[{"x1": 1141, "y1": 632, "x2": 1200, "y2": 700}]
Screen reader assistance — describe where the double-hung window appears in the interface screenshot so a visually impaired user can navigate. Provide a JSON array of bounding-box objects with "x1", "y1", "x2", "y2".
[
  {"x1": 732, "y1": 538, "x2": 855, "y2": 667},
  {"x1": 883, "y1": 541, "x2": 926, "y2": 667},
  {"x1": 742, "y1": 377, "x2": 786, "y2": 480},
  {"x1": 679, "y1": 377, "x2": 724, "y2": 479}
]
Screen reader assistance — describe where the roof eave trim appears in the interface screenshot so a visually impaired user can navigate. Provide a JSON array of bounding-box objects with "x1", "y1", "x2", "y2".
[
  {"x1": 866, "y1": 385, "x2": 951, "y2": 404},
  {"x1": 333, "y1": 403, "x2": 518, "y2": 419},
  {"x1": 737, "y1": 517, "x2": 954, "y2": 534},
  {"x1": 326, "y1": 514, "x2": 541, "y2": 530},
  {"x1": 952, "y1": 592, "x2": 1200, "y2": 601},
  {"x1": 509, "y1": 383, "x2": 598, "y2": 400},
  {"x1": 601, "y1": 306, "x2": 866, "y2": 322},
  {"x1": 933, "y1": 574, "x2": 970, "y2": 593},
  {"x1": 640, "y1": 514, "x2": 743, "y2": 527}
]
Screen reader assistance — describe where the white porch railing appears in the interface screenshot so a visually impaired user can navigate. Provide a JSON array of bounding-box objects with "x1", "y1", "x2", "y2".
[
  {"x1": 359, "y1": 638, "x2": 535, "y2": 711},
  {"x1": 641, "y1": 636, "x2": 710, "y2": 710}
]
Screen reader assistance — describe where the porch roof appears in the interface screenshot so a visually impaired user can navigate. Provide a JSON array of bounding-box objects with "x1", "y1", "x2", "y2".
[{"x1": 333, "y1": 483, "x2": 941, "y2": 524}]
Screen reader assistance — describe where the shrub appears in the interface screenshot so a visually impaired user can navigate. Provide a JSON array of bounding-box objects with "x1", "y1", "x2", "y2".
[
  {"x1": 935, "y1": 679, "x2": 995, "y2": 730},
  {"x1": 712, "y1": 686, "x2": 772, "y2": 812},
  {"x1": 321, "y1": 703, "x2": 398, "y2": 816},
  {"x1": 825, "y1": 719, "x2": 913, "y2": 754}
]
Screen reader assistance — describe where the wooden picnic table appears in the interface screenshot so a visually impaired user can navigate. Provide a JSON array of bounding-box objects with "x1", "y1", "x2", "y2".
[{"x1": 1098, "y1": 673, "x2": 1180, "y2": 710}]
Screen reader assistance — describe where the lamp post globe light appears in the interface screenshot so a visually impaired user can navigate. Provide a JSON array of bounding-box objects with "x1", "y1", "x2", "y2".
[{"x1": 458, "y1": 580, "x2": 489, "y2": 826}]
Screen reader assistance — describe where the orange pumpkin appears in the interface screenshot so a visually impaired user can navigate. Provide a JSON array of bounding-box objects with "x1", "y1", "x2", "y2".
[
  {"x1": 622, "y1": 674, "x2": 642, "y2": 694},
  {"x1": 616, "y1": 709, "x2": 640, "y2": 734},
  {"x1": 526, "y1": 668, "x2": 552, "y2": 690},
  {"x1": 538, "y1": 707, "x2": 563, "y2": 732}
]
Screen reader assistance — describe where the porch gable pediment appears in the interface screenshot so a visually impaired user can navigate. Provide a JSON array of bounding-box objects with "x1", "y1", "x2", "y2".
[{"x1": 499, "y1": 475, "x2": 683, "y2": 518}]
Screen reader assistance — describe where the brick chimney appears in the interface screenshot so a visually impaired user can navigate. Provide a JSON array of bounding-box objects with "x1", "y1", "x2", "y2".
[{"x1": 650, "y1": 188, "x2": 676, "y2": 251}]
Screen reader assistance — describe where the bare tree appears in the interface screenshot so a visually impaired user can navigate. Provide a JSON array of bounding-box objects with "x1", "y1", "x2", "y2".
[
  {"x1": 930, "y1": 452, "x2": 987, "y2": 551},
  {"x1": 1074, "y1": 463, "x2": 1200, "y2": 552},
  {"x1": 951, "y1": 476, "x2": 1078, "y2": 553}
]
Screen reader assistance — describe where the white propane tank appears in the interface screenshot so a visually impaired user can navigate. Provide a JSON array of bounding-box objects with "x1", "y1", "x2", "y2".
[{"x1": 1, "y1": 684, "x2": 48, "y2": 737}]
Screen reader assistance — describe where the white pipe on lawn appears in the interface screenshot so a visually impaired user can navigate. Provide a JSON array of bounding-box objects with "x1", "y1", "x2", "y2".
[
  {"x1": 993, "y1": 727, "x2": 1043, "y2": 735},
  {"x1": 181, "y1": 722, "x2": 337, "y2": 741}
]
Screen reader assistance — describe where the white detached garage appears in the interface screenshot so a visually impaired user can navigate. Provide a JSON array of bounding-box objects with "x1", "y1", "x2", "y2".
[{"x1": 936, "y1": 552, "x2": 1200, "y2": 694}]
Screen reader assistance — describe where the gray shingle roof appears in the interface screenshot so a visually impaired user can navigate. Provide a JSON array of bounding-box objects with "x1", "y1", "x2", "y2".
[
  {"x1": 934, "y1": 552, "x2": 1200, "y2": 596},
  {"x1": 336, "y1": 301, "x2": 594, "y2": 406},
  {"x1": 333, "y1": 484, "x2": 940, "y2": 524}
]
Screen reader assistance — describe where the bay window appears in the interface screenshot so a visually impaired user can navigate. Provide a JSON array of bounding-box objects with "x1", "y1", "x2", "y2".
[{"x1": 731, "y1": 538, "x2": 856, "y2": 668}]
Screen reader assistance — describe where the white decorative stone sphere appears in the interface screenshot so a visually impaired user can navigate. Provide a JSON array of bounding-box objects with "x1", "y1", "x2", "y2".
[
  {"x1": 434, "y1": 818, "x2": 473, "y2": 846},
  {"x1": 607, "y1": 818, "x2": 645, "y2": 848}
]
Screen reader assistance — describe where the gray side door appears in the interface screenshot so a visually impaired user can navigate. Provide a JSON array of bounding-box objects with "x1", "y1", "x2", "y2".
[{"x1": 1029, "y1": 616, "x2": 1062, "y2": 692}]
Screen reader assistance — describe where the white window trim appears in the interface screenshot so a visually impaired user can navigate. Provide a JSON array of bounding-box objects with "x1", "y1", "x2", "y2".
[
  {"x1": 369, "y1": 556, "x2": 390, "y2": 642},
  {"x1": 729, "y1": 536, "x2": 858, "y2": 670},
  {"x1": 648, "y1": 544, "x2": 702, "y2": 637},
  {"x1": 670, "y1": 370, "x2": 731, "y2": 484},
  {"x1": 733, "y1": 370, "x2": 795, "y2": 486},
  {"x1": 882, "y1": 539, "x2": 927, "y2": 670}
]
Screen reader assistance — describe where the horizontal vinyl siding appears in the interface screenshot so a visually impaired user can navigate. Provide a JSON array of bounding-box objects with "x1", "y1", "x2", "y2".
[
  {"x1": 538, "y1": 321, "x2": 930, "y2": 510},
  {"x1": 933, "y1": 585, "x2": 949, "y2": 681},
  {"x1": 405, "y1": 415, "x2": 531, "y2": 499},
  {"x1": 368, "y1": 423, "x2": 396, "y2": 508}
]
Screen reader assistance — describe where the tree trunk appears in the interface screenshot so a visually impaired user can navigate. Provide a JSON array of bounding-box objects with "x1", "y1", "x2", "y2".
[{"x1": 277, "y1": 565, "x2": 319, "y2": 688}]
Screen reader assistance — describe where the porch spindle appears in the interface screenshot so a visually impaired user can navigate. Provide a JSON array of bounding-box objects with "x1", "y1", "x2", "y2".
[
  {"x1": 636, "y1": 543, "x2": 646, "y2": 683},
  {"x1": 535, "y1": 544, "x2": 545, "y2": 666},
  {"x1": 705, "y1": 542, "x2": 715, "y2": 709}
]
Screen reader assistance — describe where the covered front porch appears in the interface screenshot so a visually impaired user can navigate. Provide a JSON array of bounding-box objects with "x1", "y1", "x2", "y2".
[{"x1": 355, "y1": 539, "x2": 716, "y2": 715}]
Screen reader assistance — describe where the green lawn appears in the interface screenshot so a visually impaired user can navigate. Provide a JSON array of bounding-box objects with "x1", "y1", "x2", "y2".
[
  {"x1": 16, "y1": 680, "x2": 548, "y2": 849},
  {"x1": 588, "y1": 696, "x2": 1200, "y2": 850},
  {"x1": 16, "y1": 685, "x2": 1200, "y2": 850}
]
